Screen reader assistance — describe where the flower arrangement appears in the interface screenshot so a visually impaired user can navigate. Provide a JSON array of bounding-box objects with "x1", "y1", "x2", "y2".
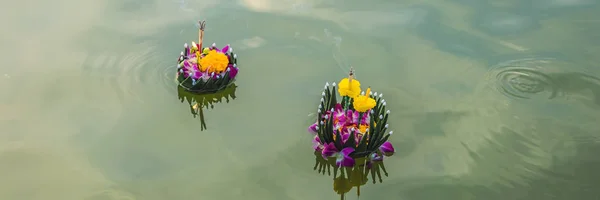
[
  {"x1": 308, "y1": 69, "x2": 395, "y2": 168},
  {"x1": 176, "y1": 20, "x2": 239, "y2": 93},
  {"x1": 177, "y1": 83, "x2": 237, "y2": 130}
]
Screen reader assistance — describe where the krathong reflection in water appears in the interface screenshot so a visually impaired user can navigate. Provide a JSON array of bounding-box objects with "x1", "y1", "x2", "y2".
[
  {"x1": 177, "y1": 84, "x2": 237, "y2": 130},
  {"x1": 313, "y1": 150, "x2": 390, "y2": 199},
  {"x1": 176, "y1": 20, "x2": 239, "y2": 93},
  {"x1": 307, "y1": 68, "x2": 395, "y2": 199}
]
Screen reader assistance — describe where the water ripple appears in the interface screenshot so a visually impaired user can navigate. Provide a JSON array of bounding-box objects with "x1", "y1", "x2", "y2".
[
  {"x1": 487, "y1": 58, "x2": 561, "y2": 100},
  {"x1": 81, "y1": 42, "x2": 177, "y2": 103}
]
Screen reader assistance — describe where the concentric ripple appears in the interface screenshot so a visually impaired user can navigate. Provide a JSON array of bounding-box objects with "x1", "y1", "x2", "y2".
[
  {"x1": 81, "y1": 42, "x2": 178, "y2": 103},
  {"x1": 488, "y1": 58, "x2": 561, "y2": 100}
]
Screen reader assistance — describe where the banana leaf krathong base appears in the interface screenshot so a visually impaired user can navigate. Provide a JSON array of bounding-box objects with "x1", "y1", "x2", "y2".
[
  {"x1": 176, "y1": 20, "x2": 239, "y2": 93},
  {"x1": 313, "y1": 150, "x2": 389, "y2": 200},
  {"x1": 177, "y1": 83, "x2": 237, "y2": 130}
]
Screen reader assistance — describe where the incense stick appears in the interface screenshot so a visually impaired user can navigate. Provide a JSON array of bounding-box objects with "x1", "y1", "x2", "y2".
[{"x1": 198, "y1": 20, "x2": 206, "y2": 49}]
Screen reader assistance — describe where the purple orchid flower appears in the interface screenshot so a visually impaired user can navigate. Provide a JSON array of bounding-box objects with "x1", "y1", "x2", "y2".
[
  {"x1": 322, "y1": 143, "x2": 355, "y2": 167},
  {"x1": 308, "y1": 123, "x2": 318, "y2": 134},
  {"x1": 182, "y1": 61, "x2": 202, "y2": 79},
  {"x1": 380, "y1": 141, "x2": 395, "y2": 156}
]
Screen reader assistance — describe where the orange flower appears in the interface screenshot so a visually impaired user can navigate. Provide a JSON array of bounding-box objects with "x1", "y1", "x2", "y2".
[{"x1": 199, "y1": 50, "x2": 229, "y2": 73}]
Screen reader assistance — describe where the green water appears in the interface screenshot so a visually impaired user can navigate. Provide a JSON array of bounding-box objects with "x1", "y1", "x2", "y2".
[{"x1": 1, "y1": 0, "x2": 600, "y2": 199}]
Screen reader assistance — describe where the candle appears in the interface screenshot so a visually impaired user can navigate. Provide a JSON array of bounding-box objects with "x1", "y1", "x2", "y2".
[{"x1": 184, "y1": 43, "x2": 189, "y2": 56}]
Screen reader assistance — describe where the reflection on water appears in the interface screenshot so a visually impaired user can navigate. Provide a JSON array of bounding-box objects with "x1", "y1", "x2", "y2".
[
  {"x1": 312, "y1": 150, "x2": 390, "y2": 199},
  {"x1": 2, "y1": 0, "x2": 600, "y2": 199},
  {"x1": 177, "y1": 84, "x2": 238, "y2": 130}
]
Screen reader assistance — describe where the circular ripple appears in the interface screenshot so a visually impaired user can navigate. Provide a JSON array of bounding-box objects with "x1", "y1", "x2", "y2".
[
  {"x1": 81, "y1": 41, "x2": 178, "y2": 103},
  {"x1": 489, "y1": 58, "x2": 561, "y2": 100}
]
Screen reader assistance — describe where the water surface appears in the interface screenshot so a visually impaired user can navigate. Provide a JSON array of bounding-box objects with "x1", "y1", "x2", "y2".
[{"x1": 2, "y1": 0, "x2": 600, "y2": 199}]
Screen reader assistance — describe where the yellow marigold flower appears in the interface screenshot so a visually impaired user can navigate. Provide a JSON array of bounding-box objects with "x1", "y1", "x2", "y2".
[
  {"x1": 353, "y1": 87, "x2": 376, "y2": 113},
  {"x1": 338, "y1": 78, "x2": 361, "y2": 97},
  {"x1": 199, "y1": 50, "x2": 229, "y2": 74}
]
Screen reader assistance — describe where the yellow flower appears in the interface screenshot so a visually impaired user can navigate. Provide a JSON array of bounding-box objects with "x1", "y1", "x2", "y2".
[
  {"x1": 338, "y1": 78, "x2": 361, "y2": 97},
  {"x1": 199, "y1": 50, "x2": 229, "y2": 74},
  {"x1": 353, "y1": 88, "x2": 376, "y2": 112},
  {"x1": 358, "y1": 124, "x2": 368, "y2": 134}
]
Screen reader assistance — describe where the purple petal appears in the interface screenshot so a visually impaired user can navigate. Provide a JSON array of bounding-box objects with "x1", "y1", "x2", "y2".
[
  {"x1": 313, "y1": 135, "x2": 321, "y2": 143},
  {"x1": 354, "y1": 132, "x2": 362, "y2": 143},
  {"x1": 336, "y1": 148, "x2": 356, "y2": 167},
  {"x1": 380, "y1": 141, "x2": 395, "y2": 156},
  {"x1": 321, "y1": 143, "x2": 338, "y2": 159},
  {"x1": 308, "y1": 123, "x2": 318, "y2": 134},
  {"x1": 340, "y1": 147, "x2": 355, "y2": 157},
  {"x1": 220, "y1": 45, "x2": 230, "y2": 53},
  {"x1": 361, "y1": 114, "x2": 370, "y2": 124},
  {"x1": 337, "y1": 156, "x2": 355, "y2": 167},
  {"x1": 334, "y1": 104, "x2": 343, "y2": 113},
  {"x1": 191, "y1": 71, "x2": 202, "y2": 79},
  {"x1": 335, "y1": 114, "x2": 346, "y2": 126},
  {"x1": 340, "y1": 132, "x2": 350, "y2": 143},
  {"x1": 345, "y1": 110, "x2": 353, "y2": 119},
  {"x1": 312, "y1": 136, "x2": 323, "y2": 151},
  {"x1": 334, "y1": 109, "x2": 345, "y2": 119},
  {"x1": 228, "y1": 65, "x2": 238, "y2": 79},
  {"x1": 346, "y1": 110, "x2": 358, "y2": 124},
  {"x1": 370, "y1": 152, "x2": 383, "y2": 161},
  {"x1": 352, "y1": 111, "x2": 360, "y2": 123}
]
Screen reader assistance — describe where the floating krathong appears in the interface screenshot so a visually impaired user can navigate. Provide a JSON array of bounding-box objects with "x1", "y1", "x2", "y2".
[
  {"x1": 308, "y1": 69, "x2": 395, "y2": 198},
  {"x1": 176, "y1": 20, "x2": 239, "y2": 93},
  {"x1": 177, "y1": 84, "x2": 237, "y2": 130}
]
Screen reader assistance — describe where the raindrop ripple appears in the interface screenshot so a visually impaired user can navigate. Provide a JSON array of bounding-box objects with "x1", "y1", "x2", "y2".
[
  {"x1": 81, "y1": 42, "x2": 178, "y2": 103},
  {"x1": 489, "y1": 58, "x2": 560, "y2": 100}
]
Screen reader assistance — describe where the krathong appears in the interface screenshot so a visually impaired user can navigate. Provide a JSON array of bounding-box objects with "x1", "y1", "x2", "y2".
[
  {"x1": 177, "y1": 84, "x2": 237, "y2": 130},
  {"x1": 176, "y1": 20, "x2": 239, "y2": 93},
  {"x1": 308, "y1": 68, "x2": 394, "y2": 199}
]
